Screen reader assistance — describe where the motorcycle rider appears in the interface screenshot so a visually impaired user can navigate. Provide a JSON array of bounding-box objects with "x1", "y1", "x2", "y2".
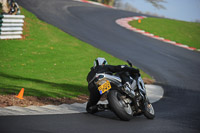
[
  {"x1": 8, "y1": 0, "x2": 20, "y2": 15},
  {"x1": 86, "y1": 57, "x2": 140, "y2": 114}
]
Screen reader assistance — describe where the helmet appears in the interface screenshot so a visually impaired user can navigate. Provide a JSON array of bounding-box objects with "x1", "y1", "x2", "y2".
[{"x1": 94, "y1": 57, "x2": 108, "y2": 67}]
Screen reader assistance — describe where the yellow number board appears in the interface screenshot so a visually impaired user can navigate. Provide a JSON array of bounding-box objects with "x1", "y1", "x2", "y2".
[{"x1": 98, "y1": 80, "x2": 111, "y2": 95}]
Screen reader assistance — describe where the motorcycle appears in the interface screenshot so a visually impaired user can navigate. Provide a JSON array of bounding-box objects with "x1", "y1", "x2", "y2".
[{"x1": 93, "y1": 60, "x2": 155, "y2": 121}]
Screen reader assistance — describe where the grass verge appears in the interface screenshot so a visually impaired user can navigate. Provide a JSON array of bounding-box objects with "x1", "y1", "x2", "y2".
[
  {"x1": 0, "y1": 7, "x2": 152, "y2": 98},
  {"x1": 129, "y1": 17, "x2": 200, "y2": 49}
]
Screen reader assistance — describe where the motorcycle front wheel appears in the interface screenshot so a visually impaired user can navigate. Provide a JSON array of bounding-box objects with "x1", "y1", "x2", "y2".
[
  {"x1": 143, "y1": 99, "x2": 155, "y2": 119},
  {"x1": 107, "y1": 89, "x2": 133, "y2": 121}
]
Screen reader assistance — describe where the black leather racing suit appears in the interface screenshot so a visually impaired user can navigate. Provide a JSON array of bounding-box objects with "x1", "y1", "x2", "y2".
[{"x1": 86, "y1": 65, "x2": 139, "y2": 114}]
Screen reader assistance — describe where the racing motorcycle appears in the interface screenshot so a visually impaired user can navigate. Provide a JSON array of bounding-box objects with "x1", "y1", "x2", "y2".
[{"x1": 94, "y1": 60, "x2": 155, "y2": 121}]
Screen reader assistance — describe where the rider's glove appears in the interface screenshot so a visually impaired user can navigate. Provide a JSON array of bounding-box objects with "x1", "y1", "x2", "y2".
[
  {"x1": 136, "y1": 69, "x2": 140, "y2": 74},
  {"x1": 129, "y1": 68, "x2": 140, "y2": 77},
  {"x1": 136, "y1": 69, "x2": 141, "y2": 77}
]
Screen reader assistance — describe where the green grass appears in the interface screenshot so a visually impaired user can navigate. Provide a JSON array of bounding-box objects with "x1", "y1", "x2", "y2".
[
  {"x1": 0, "y1": 7, "x2": 151, "y2": 98},
  {"x1": 89, "y1": 0, "x2": 114, "y2": 6},
  {"x1": 129, "y1": 17, "x2": 200, "y2": 49}
]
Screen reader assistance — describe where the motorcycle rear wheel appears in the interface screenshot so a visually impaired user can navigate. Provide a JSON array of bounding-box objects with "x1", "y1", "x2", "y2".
[{"x1": 108, "y1": 89, "x2": 133, "y2": 121}]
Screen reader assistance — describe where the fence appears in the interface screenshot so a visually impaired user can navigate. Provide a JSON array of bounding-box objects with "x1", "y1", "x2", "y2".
[{"x1": 0, "y1": 15, "x2": 25, "y2": 39}]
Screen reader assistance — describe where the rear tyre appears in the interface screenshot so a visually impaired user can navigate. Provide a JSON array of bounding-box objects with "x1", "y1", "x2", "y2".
[{"x1": 107, "y1": 89, "x2": 133, "y2": 121}]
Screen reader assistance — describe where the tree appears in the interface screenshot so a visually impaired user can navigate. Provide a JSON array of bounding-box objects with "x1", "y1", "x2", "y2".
[
  {"x1": 124, "y1": 2, "x2": 139, "y2": 12},
  {"x1": 114, "y1": 0, "x2": 123, "y2": 8},
  {"x1": 145, "y1": 0, "x2": 167, "y2": 9},
  {"x1": 195, "y1": 19, "x2": 200, "y2": 23},
  {"x1": 0, "y1": 3, "x2": 2, "y2": 14},
  {"x1": 103, "y1": 0, "x2": 110, "y2": 5}
]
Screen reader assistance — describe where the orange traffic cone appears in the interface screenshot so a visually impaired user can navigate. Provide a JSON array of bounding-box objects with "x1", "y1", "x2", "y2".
[
  {"x1": 16, "y1": 88, "x2": 24, "y2": 99},
  {"x1": 138, "y1": 19, "x2": 141, "y2": 23}
]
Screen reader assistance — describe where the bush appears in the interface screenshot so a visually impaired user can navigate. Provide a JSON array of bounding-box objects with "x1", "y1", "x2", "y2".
[{"x1": 0, "y1": 3, "x2": 2, "y2": 14}]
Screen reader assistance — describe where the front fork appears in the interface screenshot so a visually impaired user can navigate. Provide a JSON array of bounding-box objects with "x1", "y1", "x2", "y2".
[{"x1": 137, "y1": 76, "x2": 147, "y2": 99}]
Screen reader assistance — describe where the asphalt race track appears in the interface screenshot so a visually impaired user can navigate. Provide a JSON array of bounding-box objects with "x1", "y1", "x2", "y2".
[{"x1": 1, "y1": 0, "x2": 200, "y2": 132}]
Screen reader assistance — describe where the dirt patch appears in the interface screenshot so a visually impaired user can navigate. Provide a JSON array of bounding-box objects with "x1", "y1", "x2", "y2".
[
  {"x1": 20, "y1": 20, "x2": 29, "y2": 40},
  {"x1": 0, "y1": 94, "x2": 89, "y2": 108},
  {"x1": 143, "y1": 78, "x2": 155, "y2": 84}
]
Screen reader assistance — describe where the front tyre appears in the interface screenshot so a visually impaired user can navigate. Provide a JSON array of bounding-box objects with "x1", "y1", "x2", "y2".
[
  {"x1": 107, "y1": 90, "x2": 133, "y2": 121},
  {"x1": 143, "y1": 99, "x2": 155, "y2": 119}
]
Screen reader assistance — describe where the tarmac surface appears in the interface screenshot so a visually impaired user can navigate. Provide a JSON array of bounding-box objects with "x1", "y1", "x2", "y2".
[{"x1": 0, "y1": 0, "x2": 200, "y2": 132}]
